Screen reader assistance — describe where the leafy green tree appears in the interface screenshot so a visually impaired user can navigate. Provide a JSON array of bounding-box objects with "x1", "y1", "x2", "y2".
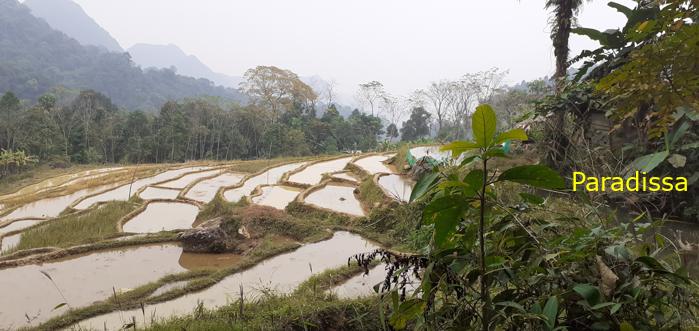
[
  {"x1": 400, "y1": 107, "x2": 431, "y2": 141},
  {"x1": 0, "y1": 91, "x2": 21, "y2": 150},
  {"x1": 386, "y1": 123, "x2": 399, "y2": 141}
]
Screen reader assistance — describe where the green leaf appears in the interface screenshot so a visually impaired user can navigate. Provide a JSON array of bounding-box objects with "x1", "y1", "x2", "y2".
[
  {"x1": 410, "y1": 172, "x2": 439, "y2": 202},
  {"x1": 626, "y1": 151, "x2": 668, "y2": 174},
  {"x1": 463, "y1": 169, "x2": 484, "y2": 191},
  {"x1": 573, "y1": 284, "x2": 601, "y2": 306},
  {"x1": 485, "y1": 255, "x2": 506, "y2": 268},
  {"x1": 498, "y1": 165, "x2": 565, "y2": 189},
  {"x1": 388, "y1": 299, "x2": 426, "y2": 330},
  {"x1": 423, "y1": 196, "x2": 466, "y2": 246},
  {"x1": 610, "y1": 303, "x2": 622, "y2": 314},
  {"x1": 591, "y1": 302, "x2": 617, "y2": 310},
  {"x1": 519, "y1": 192, "x2": 544, "y2": 205},
  {"x1": 496, "y1": 128, "x2": 528, "y2": 144},
  {"x1": 471, "y1": 104, "x2": 497, "y2": 148},
  {"x1": 543, "y1": 296, "x2": 559, "y2": 330},
  {"x1": 619, "y1": 321, "x2": 635, "y2": 331},
  {"x1": 607, "y1": 1, "x2": 632, "y2": 18},
  {"x1": 495, "y1": 301, "x2": 526, "y2": 313},
  {"x1": 441, "y1": 141, "x2": 480, "y2": 158}
]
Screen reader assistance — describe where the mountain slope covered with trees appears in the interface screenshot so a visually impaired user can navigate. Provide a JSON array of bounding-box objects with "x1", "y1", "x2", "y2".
[
  {"x1": 0, "y1": 0, "x2": 244, "y2": 110},
  {"x1": 23, "y1": 0, "x2": 123, "y2": 52}
]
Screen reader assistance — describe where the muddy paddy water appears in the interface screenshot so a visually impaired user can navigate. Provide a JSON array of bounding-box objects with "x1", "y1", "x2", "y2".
[
  {"x1": 410, "y1": 146, "x2": 450, "y2": 162},
  {"x1": 0, "y1": 183, "x2": 123, "y2": 222},
  {"x1": 139, "y1": 187, "x2": 181, "y2": 200},
  {"x1": 288, "y1": 157, "x2": 353, "y2": 186},
  {"x1": 74, "y1": 166, "x2": 213, "y2": 210},
  {"x1": 224, "y1": 162, "x2": 306, "y2": 202},
  {"x1": 0, "y1": 244, "x2": 188, "y2": 329},
  {"x1": 74, "y1": 231, "x2": 379, "y2": 330},
  {"x1": 0, "y1": 232, "x2": 22, "y2": 254},
  {"x1": 0, "y1": 167, "x2": 123, "y2": 202},
  {"x1": 122, "y1": 202, "x2": 199, "y2": 233},
  {"x1": 354, "y1": 154, "x2": 395, "y2": 174},
  {"x1": 0, "y1": 219, "x2": 43, "y2": 235},
  {"x1": 185, "y1": 173, "x2": 245, "y2": 203},
  {"x1": 305, "y1": 184, "x2": 365, "y2": 217},
  {"x1": 378, "y1": 174, "x2": 414, "y2": 202},
  {"x1": 158, "y1": 169, "x2": 223, "y2": 189},
  {"x1": 251, "y1": 185, "x2": 303, "y2": 210}
]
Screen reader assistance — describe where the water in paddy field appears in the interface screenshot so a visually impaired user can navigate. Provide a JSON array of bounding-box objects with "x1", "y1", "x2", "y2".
[
  {"x1": 330, "y1": 264, "x2": 389, "y2": 299},
  {"x1": 122, "y1": 202, "x2": 199, "y2": 233},
  {"x1": 0, "y1": 232, "x2": 22, "y2": 254},
  {"x1": 139, "y1": 186, "x2": 181, "y2": 200},
  {"x1": 0, "y1": 219, "x2": 43, "y2": 235},
  {"x1": 332, "y1": 172, "x2": 359, "y2": 183},
  {"x1": 0, "y1": 167, "x2": 124, "y2": 201},
  {"x1": 184, "y1": 172, "x2": 245, "y2": 203},
  {"x1": 74, "y1": 232, "x2": 379, "y2": 330},
  {"x1": 287, "y1": 157, "x2": 353, "y2": 186},
  {"x1": 74, "y1": 166, "x2": 213, "y2": 210},
  {"x1": 354, "y1": 154, "x2": 395, "y2": 174},
  {"x1": 0, "y1": 244, "x2": 188, "y2": 329},
  {"x1": 251, "y1": 185, "x2": 303, "y2": 210},
  {"x1": 378, "y1": 174, "x2": 414, "y2": 202},
  {"x1": 410, "y1": 146, "x2": 451, "y2": 162},
  {"x1": 157, "y1": 169, "x2": 223, "y2": 189},
  {"x1": 223, "y1": 162, "x2": 307, "y2": 202},
  {"x1": 304, "y1": 184, "x2": 365, "y2": 217},
  {"x1": 0, "y1": 182, "x2": 123, "y2": 222}
]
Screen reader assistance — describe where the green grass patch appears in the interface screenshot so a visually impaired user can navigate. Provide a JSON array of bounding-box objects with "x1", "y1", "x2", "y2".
[
  {"x1": 358, "y1": 176, "x2": 386, "y2": 210},
  {"x1": 12, "y1": 201, "x2": 140, "y2": 251}
]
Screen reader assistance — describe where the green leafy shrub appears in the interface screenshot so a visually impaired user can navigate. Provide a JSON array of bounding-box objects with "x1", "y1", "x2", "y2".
[{"x1": 356, "y1": 105, "x2": 698, "y2": 330}]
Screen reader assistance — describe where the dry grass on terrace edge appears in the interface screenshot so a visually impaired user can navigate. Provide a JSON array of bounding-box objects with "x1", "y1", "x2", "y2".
[
  {"x1": 226, "y1": 155, "x2": 328, "y2": 173},
  {"x1": 0, "y1": 164, "x2": 106, "y2": 196}
]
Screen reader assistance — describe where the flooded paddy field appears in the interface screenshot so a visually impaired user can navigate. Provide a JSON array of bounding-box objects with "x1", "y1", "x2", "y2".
[
  {"x1": 122, "y1": 202, "x2": 199, "y2": 233},
  {"x1": 73, "y1": 232, "x2": 379, "y2": 330},
  {"x1": 377, "y1": 174, "x2": 414, "y2": 202},
  {"x1": 287, "y1": 157, "x2": 353, "y2": 186},
  {"x1": 0, "y1": 244, "x2": 188, "y2": 329},
  {"x1": 354, "y1": 154, "x2": 395, "y2": 174},
  {"x1": 74, "y1": 166, "x2": 214, "y2": 210},
  {"x1": 224, "y1": 162, "x2": 306, "y2": 202},
  {"x1": 252, "y1": 185, "x2": 303, "y2": 210},
  {"x1": 139, "y1": 187, "x2": 181, "y2": 200},
  {"x1": 0, "y1": 158, "x2": 409, "y2": 330},
  {"x1": 184, "y1": 172, "x2": 245, "y2": 203},
  {"x1": 304, "y1": 184, "x2": 365, "y2": 217}
]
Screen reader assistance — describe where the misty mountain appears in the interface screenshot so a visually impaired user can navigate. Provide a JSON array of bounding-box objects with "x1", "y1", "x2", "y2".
[
  {"x1": 0, "y1": 0, "x2": 245, "y2": 110},
  {"x1": 23, "y1": 0, "x2": 122, "y2": 52},
  {"x1": 128, "y1": 43, "x2": 243, "y2": 88}
]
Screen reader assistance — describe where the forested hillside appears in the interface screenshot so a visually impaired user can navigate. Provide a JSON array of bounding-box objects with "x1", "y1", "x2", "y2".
[
  {"x1": 23, "y1": 0, "x2": 122, "y2": 52},
  {"x1": 0, "y1": 0, "x2": 244, "y2": 110}
]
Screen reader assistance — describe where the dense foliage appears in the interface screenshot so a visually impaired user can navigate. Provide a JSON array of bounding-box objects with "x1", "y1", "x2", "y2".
[
  {"x1": 0, "y1": 0, "x2": 244, "y2": 111},
  {"x1": 0, "y1": 90, "x2": 384, "y2": 168},
  {"x1": 359, "y1": 106, "x2": 698, "y2": 330}
]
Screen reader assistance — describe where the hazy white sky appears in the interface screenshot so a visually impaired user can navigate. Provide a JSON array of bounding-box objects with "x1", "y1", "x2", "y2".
[{"x1": 70, "y1": 0, "x2": 633, "y2": 102}]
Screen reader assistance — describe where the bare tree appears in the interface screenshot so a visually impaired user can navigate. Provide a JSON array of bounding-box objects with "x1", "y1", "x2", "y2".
[
  {"x1": 324, "y1": 79, "x2": 338, "y2": 106},
  {"x1": 380, "y1": 94, "x2": 406, "y2": 130},
  {"x1": 419, "y1": 80, "x2": 452, "y2": 134},
  {"x1": 472, "y1": 68, "x2": 508, "y2": 104},
  {"x1": 446, "y1": 77, "x2": 479, "y2": 139},
  {"x1": 357, "y1": 81, "x2": 385, "y2": 116}
]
